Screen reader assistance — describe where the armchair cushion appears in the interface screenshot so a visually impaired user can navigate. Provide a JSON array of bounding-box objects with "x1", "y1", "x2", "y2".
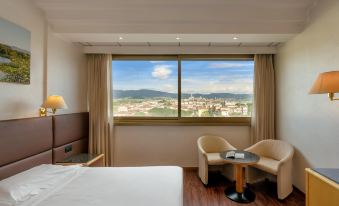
[
  {"x1": 206, "y1": 153, "x2": 225, "y2": 165},
  {"x1": 253, "y1": 156, "x2": 279, "y2": 175}
]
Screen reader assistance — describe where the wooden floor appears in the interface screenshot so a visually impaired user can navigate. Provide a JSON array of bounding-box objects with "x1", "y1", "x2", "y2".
[{"x1": 184, "y1": 168, "x2": 305, "y2": 206}]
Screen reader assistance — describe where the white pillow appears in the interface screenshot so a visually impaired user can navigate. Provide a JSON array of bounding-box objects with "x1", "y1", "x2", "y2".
[{"x1": 0, "y1": 164, "x2": 81, "y2": 205}]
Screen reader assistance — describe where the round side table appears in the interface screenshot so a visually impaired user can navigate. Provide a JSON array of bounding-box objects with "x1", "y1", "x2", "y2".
[{"x1": 220, "y1": 150, "x2": 259, "y2": 203}]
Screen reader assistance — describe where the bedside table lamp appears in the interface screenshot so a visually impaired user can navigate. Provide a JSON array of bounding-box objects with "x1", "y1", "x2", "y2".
[
  {"x1": 40, "y1": 95, "x2": 68, "y2": 116},
  {"x1": 309, "y1": 71, "x2": 339, "y2": 101}
]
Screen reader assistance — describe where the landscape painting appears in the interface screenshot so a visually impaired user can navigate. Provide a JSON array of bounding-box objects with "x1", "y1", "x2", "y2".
[{"x1": 0, "y1": 18, "x2": 31, "y2": 84}]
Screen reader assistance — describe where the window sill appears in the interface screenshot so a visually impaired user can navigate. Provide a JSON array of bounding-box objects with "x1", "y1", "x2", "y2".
[{"x1": 113, "y1": 117, "x2": 251, "y2": 126}]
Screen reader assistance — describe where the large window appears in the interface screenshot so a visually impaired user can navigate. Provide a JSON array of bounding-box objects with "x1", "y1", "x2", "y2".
[
  {"x1": 112, "y1": 55, "x2": 254, "y2": 125},
  {"x1": 181, "y1": 60, "x2": 253, "y2": 117},
  {"x1": 113, "y1": 59, "x2": 178, "y2": 117}
]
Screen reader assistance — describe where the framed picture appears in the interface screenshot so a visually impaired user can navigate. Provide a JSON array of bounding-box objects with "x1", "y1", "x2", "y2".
[{"x1": 0, "y1": 17, "x2": 31, "y2": 84}]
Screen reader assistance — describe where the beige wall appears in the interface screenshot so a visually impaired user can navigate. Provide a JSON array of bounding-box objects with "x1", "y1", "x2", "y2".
[
  {"x1": 114, "y1": 126, "x2": 250, "y2": 167},
  {"x1": 0, "y1": 0, "x2": 46, "y2": 120},
  {"x1": 47, "y1": 29, "x2": 87, "y2": 114},
  {"x1": 275, "y1": 0, "x2": 339, "y2": 192},
  {"x1": 0, "y1": 0, "x2": 87, "y2": 120},
  {"x1": 0, "y1": 1, "x2": 251, "y2": 170}
]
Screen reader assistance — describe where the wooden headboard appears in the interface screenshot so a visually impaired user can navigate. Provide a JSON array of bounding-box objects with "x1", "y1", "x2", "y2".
[
  {"x1": 0, "y1": 117, "x2": 53, "y2": 180},
  {"x1": 52, "y1": 112, "x2": 89, "y2": 163},
  {"x1": 0, "y1": 112, "x2": 90, "y2": 180}
]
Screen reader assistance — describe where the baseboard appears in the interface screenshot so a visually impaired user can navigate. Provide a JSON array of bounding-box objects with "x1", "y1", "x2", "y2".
[{"x1": 183, "y1": 167, "x2": 198, "y2": 170}]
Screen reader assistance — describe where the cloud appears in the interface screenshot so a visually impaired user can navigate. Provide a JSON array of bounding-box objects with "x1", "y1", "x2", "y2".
[
  {"x1": 182, "y1": 78, "x2": 253, "y2": 94},
  {"x1": 150, "y1": 61, "x2": 167, "y2": 64},
  {"x1": 182, "y1": 78, "x2": 199, "y2": 84},
  {"x1": 162, "y1": 84, "x2": 176, "y2": 93},
  {"x1": 208, "y1": 62, "x2": 253, "y2": 69},
  {"x1": 152, "y1": 65, "x2": 172, "y2": 79}
]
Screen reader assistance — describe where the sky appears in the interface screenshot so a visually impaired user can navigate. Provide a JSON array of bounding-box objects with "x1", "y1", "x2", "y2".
[
  {"x1": 0, "y1": 18, "x2": 31, "y2": 52},
  {"x1": 112, "y1": 60, "x2": 254, "y2": 94}
]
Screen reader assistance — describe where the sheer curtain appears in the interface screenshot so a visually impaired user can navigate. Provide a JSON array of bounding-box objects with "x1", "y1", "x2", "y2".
[
  {"x1": 251, "y1": 54, "x2": 276, "y2": 144},
  {"x1": 87, "y1": 54, "x2": 114, "y2": 166}
]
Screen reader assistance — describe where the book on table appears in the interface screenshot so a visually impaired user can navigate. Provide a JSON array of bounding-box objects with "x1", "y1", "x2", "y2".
[{"x1": 225, "y1": 151, "x2": 245, "y2": 159}]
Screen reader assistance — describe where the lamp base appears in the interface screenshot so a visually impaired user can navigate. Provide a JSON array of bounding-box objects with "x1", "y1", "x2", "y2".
[
  {"x1": 39, "y1": 108, "x2": 47, "y2": 117},
  {"x1": 39, "y1": 108, "x2": 57, "y2": 117}
]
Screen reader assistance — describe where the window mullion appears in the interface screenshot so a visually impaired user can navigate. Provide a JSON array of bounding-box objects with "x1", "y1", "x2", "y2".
[{"x1": 178, "y1": 56, "x2": 182, "y2": 118}]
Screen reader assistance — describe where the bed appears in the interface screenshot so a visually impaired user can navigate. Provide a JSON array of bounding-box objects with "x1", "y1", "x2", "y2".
[
  {"x1": 0, "y1": 114, "x2": 183, "y2": 206},
  {"x1": 0, "y1": 165, "x2": 183, "y2": 206}
]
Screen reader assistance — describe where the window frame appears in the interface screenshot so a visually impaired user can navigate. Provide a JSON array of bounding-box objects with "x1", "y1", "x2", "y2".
[{"x1": 112, "y1": 54, "x2": 254, "y2": 126}]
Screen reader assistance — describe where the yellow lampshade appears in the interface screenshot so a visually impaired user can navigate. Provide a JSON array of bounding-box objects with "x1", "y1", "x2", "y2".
[
  {"x1": 309, "y1": 71, "x2": 339, "y2": 94},
  {"x1": 309, "y1": 71, "x2": 339, "y2": 101},
  {"x1": 42, "y1": 95, "x2": 68, "y2": 110}
]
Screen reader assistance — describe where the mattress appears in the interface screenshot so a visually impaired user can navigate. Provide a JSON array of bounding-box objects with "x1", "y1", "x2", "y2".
[{"x1": 17, "y1": 166, "x2": 183, "y2": 206}]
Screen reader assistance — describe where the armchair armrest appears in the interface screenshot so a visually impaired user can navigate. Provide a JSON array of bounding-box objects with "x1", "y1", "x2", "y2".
[
  {"x1": 197, "y1": 144, "x2": 208, "y2": 158},
  {"x1": 226, "y1": 143, "x2": 237, "y2": 151},
  {"x1": 277, "y1": 150, "x2": 294, "y2": 170},
  {"x1": 244, "y1": 141, "x2": 262, "y2": 154}
]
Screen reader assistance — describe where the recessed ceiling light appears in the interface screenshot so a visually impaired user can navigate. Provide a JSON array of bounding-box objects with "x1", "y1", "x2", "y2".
[
  {"x1": 176, "y1": 37, "x2": 181, "y2": 40},
  {"x1": 233, "y1": 37, "x2": 239, "y2": 40},
  {"x1": 119, "y1": 37, "x2": 123, "y2": 40}
]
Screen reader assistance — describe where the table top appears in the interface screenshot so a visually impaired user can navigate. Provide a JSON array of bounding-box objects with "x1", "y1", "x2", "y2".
[
  {"x1": 313, "y1": 168, "x2": 339, "y2": 184},
  {"x1": 220, "y1": 150, "x2": 260, "y2": 165},
  {"x1": 57, "y1": 153, "x2": 102, "y2": 164}
]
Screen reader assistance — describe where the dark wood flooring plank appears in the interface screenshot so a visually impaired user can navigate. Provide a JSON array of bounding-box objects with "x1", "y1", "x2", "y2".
[{"x1": 183, "y1": 168, "x2": 305, "y2": 206}]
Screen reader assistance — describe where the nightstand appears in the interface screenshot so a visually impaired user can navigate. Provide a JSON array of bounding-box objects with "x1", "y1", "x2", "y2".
[
  {"x1": 56, "y1": 153, "x2": 105, "y2": 167},
  {"x1": 306, "y1": 168, "x2": 339, "y2": 206}
]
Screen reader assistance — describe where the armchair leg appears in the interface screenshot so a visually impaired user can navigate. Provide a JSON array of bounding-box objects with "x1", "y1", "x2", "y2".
[{"x1": 277, "y1": 174, "x2": 293, "y2": 200}]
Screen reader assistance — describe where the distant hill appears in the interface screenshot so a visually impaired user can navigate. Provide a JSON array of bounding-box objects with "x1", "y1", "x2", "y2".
[
  {"x1": 0, "y1": 42, "x2": 30, "y2": 55},
  {"x1": 113, "y1": 89, "x2": 252, "y2": 101},
  {"x1": 10, "y1": 46, "x2": 30, "y2": 55}
]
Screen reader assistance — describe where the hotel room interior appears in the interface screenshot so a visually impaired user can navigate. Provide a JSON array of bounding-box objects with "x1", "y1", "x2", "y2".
[{"x1": 0, "y1": 0, "x2": 338, "y2": 205}]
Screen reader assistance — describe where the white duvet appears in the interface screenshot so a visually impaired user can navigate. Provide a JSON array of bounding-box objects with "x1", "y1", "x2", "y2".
[{"x1": 1, "y1": 165, "x2": 183, "y2": 206}]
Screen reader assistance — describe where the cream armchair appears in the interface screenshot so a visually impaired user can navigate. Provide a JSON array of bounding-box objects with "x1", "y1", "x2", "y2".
[
  {"x1": 197, "y1": 135, "x2": 236, "y2": 185},
  {"x1": 245, "y1": 139, "x2": 294, "y2": 199}
]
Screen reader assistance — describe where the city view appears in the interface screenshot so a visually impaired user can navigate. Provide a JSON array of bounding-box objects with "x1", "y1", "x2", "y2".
[{"x1": 112, "y1": 60, "x2": 254, "y2": 117}]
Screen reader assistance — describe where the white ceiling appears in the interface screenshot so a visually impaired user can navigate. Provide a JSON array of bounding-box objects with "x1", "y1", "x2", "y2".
[{"x1": 34, "y1": 0, "x2": 314, "y2": 47}]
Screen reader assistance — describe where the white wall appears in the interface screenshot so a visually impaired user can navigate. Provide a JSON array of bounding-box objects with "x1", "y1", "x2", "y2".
[
  {"x1": 114, "y1": 126, "x2": 250, "y2": 167},
  {"x1": 0, "y1": 0, "x2": 87, "y2": 120},
  {"x1": 47, "y1": 29, "x2": 87, "y2": 114},
  {"x1": 0, "y1": 0, "x2": 46, "y2": 120},
  {"x1": 275, "y1": 0, "x2": 339, "y2": 192}
]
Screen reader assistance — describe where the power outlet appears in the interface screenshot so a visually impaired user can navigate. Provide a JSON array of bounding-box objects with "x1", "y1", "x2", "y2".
[{"x1": 65, "y1": 145, "x2": 72, "y2": 153}]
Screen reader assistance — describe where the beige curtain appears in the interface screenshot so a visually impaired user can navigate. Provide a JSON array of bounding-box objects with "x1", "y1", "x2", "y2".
[
  {"x1": 87, "y1": 54, "x2": 113, "y2": 166},
  {"x1": 251, "y1": 54, "x2": 275, "y2": 144}
]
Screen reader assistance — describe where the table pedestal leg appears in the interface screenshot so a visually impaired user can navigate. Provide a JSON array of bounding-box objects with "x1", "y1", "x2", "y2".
[
  {"x1": 225, "y1": 164, "x2": 256, "y2": 203},
  {"x1": 236, "y1": 165, "x2": 244, "y2": 193}
]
